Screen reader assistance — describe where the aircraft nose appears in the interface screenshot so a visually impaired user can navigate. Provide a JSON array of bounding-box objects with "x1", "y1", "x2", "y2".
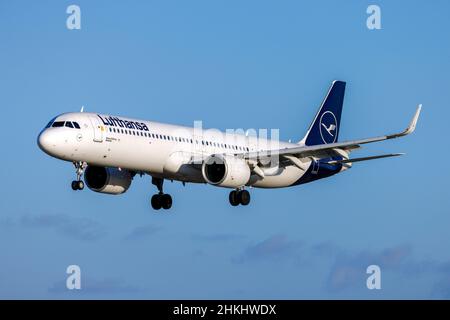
[{"x1": 37, "y1": 130, "x2": 57, "y2": 154}]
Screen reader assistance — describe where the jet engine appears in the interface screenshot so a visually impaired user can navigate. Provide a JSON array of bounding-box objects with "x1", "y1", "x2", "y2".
[
  {"x1": 201, "y1": 155, "x2": 251, "y2": 188},
  {"x1": 84, "y1": 166, "x2": 133, "y2": 195}
]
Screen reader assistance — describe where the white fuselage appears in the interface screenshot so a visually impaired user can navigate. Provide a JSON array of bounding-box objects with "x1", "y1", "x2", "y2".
[{"x1": 38, "y1": 112, "x2": 337, "y2": 189}]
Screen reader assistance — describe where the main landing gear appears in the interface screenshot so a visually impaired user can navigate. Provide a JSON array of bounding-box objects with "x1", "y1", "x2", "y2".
[
  {"x1": 229, "y1": 189, "x2": 251, "y2": 206},
  {"x1": 71, "y1": 161, "x2": 86, "y2": 191},
  {"x1": 150, "y1": 177, "x2": 172, "y2": 210}
]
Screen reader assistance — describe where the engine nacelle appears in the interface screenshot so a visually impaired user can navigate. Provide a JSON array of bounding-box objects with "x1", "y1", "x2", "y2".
[
  {"x1": 84, "y1": 166, "x2": 132, "y2": 195},
  {"x1": 202, "y1": 155, "x2": 250, "y2": 188}
]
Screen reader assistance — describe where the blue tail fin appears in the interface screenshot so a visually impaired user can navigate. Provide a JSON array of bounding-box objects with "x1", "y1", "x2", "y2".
[{"x1": 302, "y1": 80, "x2": 346, "y2": 146}]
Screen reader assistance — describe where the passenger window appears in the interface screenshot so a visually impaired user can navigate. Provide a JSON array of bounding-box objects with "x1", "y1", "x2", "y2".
[
  {"x1": 65, "y1": 122, "x2": 74, "y2": 128},
  {"x1": 52, "y1": 121, "x2": 65, "y2": 128}
]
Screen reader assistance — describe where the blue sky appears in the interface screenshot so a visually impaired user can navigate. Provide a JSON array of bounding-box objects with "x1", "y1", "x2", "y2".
[{"x1": 0, "y1": 0, "x2": 449, "y2": 299}]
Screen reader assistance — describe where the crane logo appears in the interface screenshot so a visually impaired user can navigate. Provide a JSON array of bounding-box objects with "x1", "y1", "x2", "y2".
[{"x1": 319, "y1": 111, "x2": 338, "y2": 144}]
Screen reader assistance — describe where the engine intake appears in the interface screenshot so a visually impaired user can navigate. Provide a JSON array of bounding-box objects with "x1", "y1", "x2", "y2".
[
  {"x1": 84, "y1": 166, "x2": 132, "y2": 195},
  {"x1": 202, "y1": 155, "x2": 250, "y2": 188}
]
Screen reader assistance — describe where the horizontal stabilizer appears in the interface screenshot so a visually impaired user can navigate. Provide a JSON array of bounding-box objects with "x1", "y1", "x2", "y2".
[{"x1": 325, "y1": 153, "x2": 404, "y2": 165}]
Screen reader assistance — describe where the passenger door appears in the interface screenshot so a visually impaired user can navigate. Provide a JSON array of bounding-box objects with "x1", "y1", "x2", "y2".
[{"x1": 89, "y1": 115, "x2": 104, "y2": 142}]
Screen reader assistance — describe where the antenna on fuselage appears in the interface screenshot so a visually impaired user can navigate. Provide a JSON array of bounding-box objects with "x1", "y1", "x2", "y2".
[{"x1": 80, "y1": 106, "x2": 84, "y2": 113}]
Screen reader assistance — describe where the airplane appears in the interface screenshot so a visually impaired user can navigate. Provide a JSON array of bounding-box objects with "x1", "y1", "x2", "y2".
[{"x1": 37, "y1": 81, "x2": 421, "y2": 210}]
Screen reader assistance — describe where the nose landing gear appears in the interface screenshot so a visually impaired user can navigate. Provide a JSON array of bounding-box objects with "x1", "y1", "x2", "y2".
[
  {"x1": 150, "y1": 177, "x2": 172, "y2": 210},
  {"x1": 71, "y1": 161, "x2": 86, "y2": 191},
  {"x1": 71, "y1": 180, "x2": 84, "y2": 191}
]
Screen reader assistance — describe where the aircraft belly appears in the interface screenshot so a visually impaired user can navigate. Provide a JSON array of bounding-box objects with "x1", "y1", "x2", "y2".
[{"x1": 252, "y1": 166, "x2": 305, "y2": 188}]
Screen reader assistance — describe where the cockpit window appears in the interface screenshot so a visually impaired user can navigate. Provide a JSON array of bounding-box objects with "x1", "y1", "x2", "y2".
[
  {"x1": 52, "y1": 121, "x2": 65, "y2": 128},
  {"x1": 50, "y1": 120, "x2": 81, "y2": 129}
]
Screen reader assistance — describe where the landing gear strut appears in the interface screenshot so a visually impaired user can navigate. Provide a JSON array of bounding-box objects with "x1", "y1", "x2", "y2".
[
  {"x1": 150, "y1": 177, "x2": 172, "y2": 210},
  {"x1": 229, "y1": 189, "x2": 250, "y2": 206},
  {"x1": 71, "y1": 161, "x2": 86, "y2": 191}
]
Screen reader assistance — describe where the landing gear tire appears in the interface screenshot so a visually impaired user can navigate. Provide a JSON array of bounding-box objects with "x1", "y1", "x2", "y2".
[
  {"x1": 71, "y1": 180, "x2": 84, "y2": 191},
  {"x1": 229, "y1": 191, "x2": 239, "y2": 206},
  {"x1": 151, "y1": 193, "x2": 172, "y2": 210},
  {"x1": 238, "y1": 190, "x2": 250, "y2": 206},
  {"x1": 150, "y1": 177, "x2": 173, "y2": 211},
  {"x1": 161, "y1": 194, "x2": 172, "y2": 210},
  {"x1": 229, "y1": 190, "x2": 251, "y2": 206},
  {"x1": 151, "y1": 194, "x2": 162, "y2": 210}
]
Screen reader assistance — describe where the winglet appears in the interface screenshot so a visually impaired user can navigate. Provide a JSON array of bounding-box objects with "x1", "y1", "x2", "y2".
[
  {"x1": 404, "y1": 104, "x2": 422, "y2": 135},
  {"x1": 80, "y1": 105, "x2": 84, "y2": 113},
  {"x1": 387, "y1": 104, "x2": 422, "y2": 139}
]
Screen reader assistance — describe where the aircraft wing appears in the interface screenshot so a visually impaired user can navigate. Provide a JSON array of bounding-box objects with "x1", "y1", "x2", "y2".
[{"x1": 244, "y1": 105, "x2": 421, "y2": 162}]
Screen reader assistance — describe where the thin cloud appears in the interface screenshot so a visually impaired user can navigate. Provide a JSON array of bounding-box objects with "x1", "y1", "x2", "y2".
[
  {"x1": 233, "y1": 234, "x2": 301, "y2": 264},
  {"x1": 123, "y1": 224, "x2": 160, "y2": 241},
  {"x1": 326, "y1": 244, "x2": 414, "y2": 292},
  {"x1": 191, "y1": 233, "x2": 246, "y2": 242},
  {"x1": 19, "y1": 213, "x2": 106, "y2": 242}
]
